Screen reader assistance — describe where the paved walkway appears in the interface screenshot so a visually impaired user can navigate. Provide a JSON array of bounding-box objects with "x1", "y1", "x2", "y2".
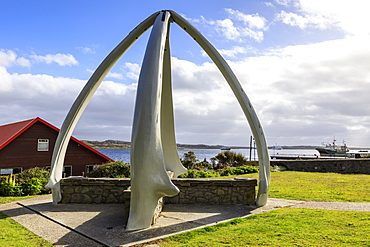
[{"x1": 1, "y1": 195, "x2": 369, "y2": 247}]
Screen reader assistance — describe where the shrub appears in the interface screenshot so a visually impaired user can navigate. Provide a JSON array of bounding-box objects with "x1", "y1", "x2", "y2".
[
  {"x1": 193, "y1": 161, "x2": 212, "y2": 170},
  {"x1": 179, "y1": 170, "x2": 197, "y2": 178},
  {"x1": 220, "y1": 166, "x2": 259, "y2": 176},
  {"x1": 17, "y1": 167, "x2": 50, "y2": 194},
  {"x1": 87, "y1": 161, "x2": 130, "y2": 178},
  {"x1": 213, "y1": 151, "x2": 249, "y2": 167},
  {"x1": 0, "y1": 176, "x2": 7, "y2": 184},
  {"x1": 21, "y1": 178, "x2": 43, "y2": 195},
  {"x1": 0, "y1": 182, "x2": 23, "y2": 196},
  {"x1": 178, "y1": 170, "x2": 220, "y2": 178},
  {"x1": 0, "y1": 167, "x2": 51, "y2": 196}
]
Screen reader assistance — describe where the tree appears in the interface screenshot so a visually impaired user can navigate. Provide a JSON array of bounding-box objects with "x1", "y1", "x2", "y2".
[
  {"x1": 213, "y1": 151, "x2": 248, "y2": 167},
  {"x1": 180, "y1": 151, "x2": 198, "y2": 169}
]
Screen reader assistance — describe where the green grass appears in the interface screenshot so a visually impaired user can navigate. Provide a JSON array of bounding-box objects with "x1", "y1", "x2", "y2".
[
  {"x1": 0, "y1": 195, "x2": 40, "y2": 204},
  {"x1": 0, "y1": 195, "x2": 53, "y2": 247},
  {"x1": 159, "y1": 171, "x2": 370, "y2": 246},
  {"x1": 0, "y1": 211, "x2": 53, "y2": 246},
  {"x1": 160, "y1": 208, "x2": 370, "y2": 246},
  {"x1": 221, "y1": 171, "x2": 370, "y2": 202}
]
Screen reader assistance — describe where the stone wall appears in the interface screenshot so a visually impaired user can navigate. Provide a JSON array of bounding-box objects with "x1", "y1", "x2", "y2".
[
  {"x1": 271, "y1": 158, "x2": 370, "y2": 174},
  {"x1": 60, "y1": 177, "x2": 257, "y2": 205},
  {"x1": 166, "y1": 178, "x2": 257, "y2": 205},
  {"x1": 60, "y1": 178, "x2": 131, "y2": 204}
]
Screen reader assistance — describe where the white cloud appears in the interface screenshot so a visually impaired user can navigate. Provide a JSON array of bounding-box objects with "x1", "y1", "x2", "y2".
[
  {"x1": 213, "y1": 18, "x2": 242, "y2": 41},
  {"x1": 0, "y1": 63, "x2": 137, "y2": 141},
  {"x1": 15, "y1": 57, "x2": 31, "y2": 67},
  {"x1": 264, "y1": 2, "x2": 274, "y2": 7},
  {"x1": 0, "y1": 66, "x2": 13, "y2": 92},
  {"x1": 31, "y1": 53, "x2": 79, "y2": 66},
  {"x1": 123, "y1": 62, "x2": 140, "y2": 80},
  {"x1": 76, "y1": 45, "x2": 97, "y2": 54},
  {"x1": 217, "y1": 46, "x2": 256, "y2": 58},
  {"x1": 275, "y1": 0, "x2": 370, "y2": 36},
  {"x1": 189, "y1": 9, "x2": 267, "y2": 42},
  {"x1": 235, "y1": 37, "x2": 370, "y2": 146},
  {"x1": 0, "y1": 49, "x2": 31, "y2": 68},
  {"x1": 225, "y1": 8, "x2": 267, "y2": 30},
  {"x1": 107, "y1": 72, "x2": 124, "y2": 80},
  {"x1": 274, "y1": 0, "x2": 299, "y2": 7},
  {"x1": 276, "y1": 10, "x2": 334, "y2": 30},
  {"x1": 0, "y1": 50, "x2": 17, "y2": 67}
]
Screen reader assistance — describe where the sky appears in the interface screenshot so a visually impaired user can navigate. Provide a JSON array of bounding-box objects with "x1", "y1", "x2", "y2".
[{"x1": 1, "y1": 0, "x2": 370, "y2": 147}]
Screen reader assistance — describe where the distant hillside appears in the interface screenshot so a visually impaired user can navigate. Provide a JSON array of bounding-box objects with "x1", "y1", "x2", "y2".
[
  {"x1": 81, "y1": 140, "x2": 247, "y2": 149},
  {"x1": 177, "y1": 143, "x2": 248, "y2": 149},
  {"x1": 82, "y1": 140, "x2": 320, "y2": 150},
  {"x1": 82, "y1": 140, "x2": 131, "y2": 149}
]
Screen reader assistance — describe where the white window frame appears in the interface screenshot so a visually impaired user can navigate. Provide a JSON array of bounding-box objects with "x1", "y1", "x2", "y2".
[
  {"x1": 37, "y1": 139, "x2": 49, "y2": 151},
  {"x1": 0, "y1": 167, "x2": 22, "y2": 175}
]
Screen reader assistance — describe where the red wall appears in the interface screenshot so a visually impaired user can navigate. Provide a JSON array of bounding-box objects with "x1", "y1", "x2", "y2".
[{"x1": 0, "y1": 122, "x2": 110, "y2": 176}]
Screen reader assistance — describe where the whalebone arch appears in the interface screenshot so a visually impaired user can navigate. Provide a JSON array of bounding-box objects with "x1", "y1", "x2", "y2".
[{"x1": 46, "y1": 10, "x2": 270, "y2": 230}]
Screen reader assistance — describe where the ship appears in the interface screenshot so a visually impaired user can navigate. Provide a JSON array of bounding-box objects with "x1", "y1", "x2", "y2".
[{"x1": 316, "y1": 139, "x2": 348, "y2": 157}]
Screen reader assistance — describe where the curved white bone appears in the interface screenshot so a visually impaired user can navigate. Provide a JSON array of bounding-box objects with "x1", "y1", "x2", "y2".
[
  {"x1": 161, "y1": 22, "x2": 187, "y2": 177},
  {"x1": 127, "y1": 11, "x2": 180, "y2": 230}
]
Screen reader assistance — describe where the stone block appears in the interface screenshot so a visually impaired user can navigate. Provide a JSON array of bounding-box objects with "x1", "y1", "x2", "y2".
[
  {"x1": 71, "y1": 194, "x2": 84, "y2": 203},
  {"x1": 204, "y1": 192, "x2": 214, "y2": 199},
  {"x1": 82, "y1": 194, "x2": 93, "y2": 204},
  {"x1": 209, "y1": 197, "x2": 219, "y2": 204},
  {"x1": 94, "y1": 195, "x2": 103, "y2": 204},
  {"x1": 81, "y1": 186, "x2": 90, "y2": 194},
  {"x1": 216, "y1": 188, "x2": 225, "y2": 195},
  {"x1": 93, "y1": 187, "x2": 104, "y2": 195},
  {"x1": 61, "y1": 194, "x2": 70, "y2": 204}
]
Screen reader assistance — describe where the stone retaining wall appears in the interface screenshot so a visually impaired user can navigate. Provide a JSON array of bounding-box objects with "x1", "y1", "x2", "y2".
[
  {"x1": 60, "y1": 177, "x2": 257, "y2": 205},
  {"x1": 271, "y1": 158, "x2": 370, "y2": 174},
  {"x1": 166, "y1": 178, "x2": 256, "y2": 205},
  {"x1": 60, "y1": 178, "x2": 131, "y2": 204}
]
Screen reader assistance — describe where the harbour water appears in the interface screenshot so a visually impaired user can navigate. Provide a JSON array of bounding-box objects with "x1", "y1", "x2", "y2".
[{"x1": 97, "y1": 148, "x2": 320, "y2": 163}]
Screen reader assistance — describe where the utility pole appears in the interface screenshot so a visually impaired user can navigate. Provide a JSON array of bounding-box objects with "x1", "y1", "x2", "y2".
[{"x1": 249, "y1": 135, "x2": 253, "y2": 161}]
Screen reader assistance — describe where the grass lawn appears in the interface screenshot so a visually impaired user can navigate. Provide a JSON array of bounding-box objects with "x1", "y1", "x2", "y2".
[
  {"x1": 159, "y1": 171, "x2": 370, "y2": 246},
  {"x1": 0, "y1": 195, "x2": 41, "y2": 204},
  {"x1": 160, "y1": 208, "x2": 370, "y2": 246},
  {"x1": 0, "y1": 211, "x2": 53, "y2": 247},
  {"x1": 221, "y1": 171, "x2": 370, "y2": 202}
]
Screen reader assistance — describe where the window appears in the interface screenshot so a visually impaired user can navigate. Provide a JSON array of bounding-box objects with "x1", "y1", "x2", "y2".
[
  {"x1": 38, "y1": 139, "x2": 49, "y2": 151},
  {"x1": 86, "y1": 165, "x2": 95, "y2": 174},
  {"x1": 0, "y1": 167, "x2": 22, "y2": 175},
  {"x1": 63, "y1": 166, "x2": 72, "y2": 177}
]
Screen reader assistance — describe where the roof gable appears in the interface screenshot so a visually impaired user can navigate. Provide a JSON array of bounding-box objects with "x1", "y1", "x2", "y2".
[
  {"x1": 0, "y1": 118, "x2": 36, "y2": 149},
  {"x1": 0, "y1": 117, "x2": 113, "y2": 162}
]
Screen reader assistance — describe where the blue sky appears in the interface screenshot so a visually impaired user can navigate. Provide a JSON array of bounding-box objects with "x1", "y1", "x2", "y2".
[{"x1": 1, "y1": 0, "x2": 370, "y2": 147}]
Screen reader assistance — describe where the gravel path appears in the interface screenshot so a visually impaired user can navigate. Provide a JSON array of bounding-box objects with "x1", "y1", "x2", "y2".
[{"x1": 289, "y1": 200, "x2": 370, "y2": 211}]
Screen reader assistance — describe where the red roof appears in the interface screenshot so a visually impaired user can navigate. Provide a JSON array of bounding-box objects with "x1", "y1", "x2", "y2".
[{"x1": 0, "y1": 117, "x2": 113, "y2": 161}]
